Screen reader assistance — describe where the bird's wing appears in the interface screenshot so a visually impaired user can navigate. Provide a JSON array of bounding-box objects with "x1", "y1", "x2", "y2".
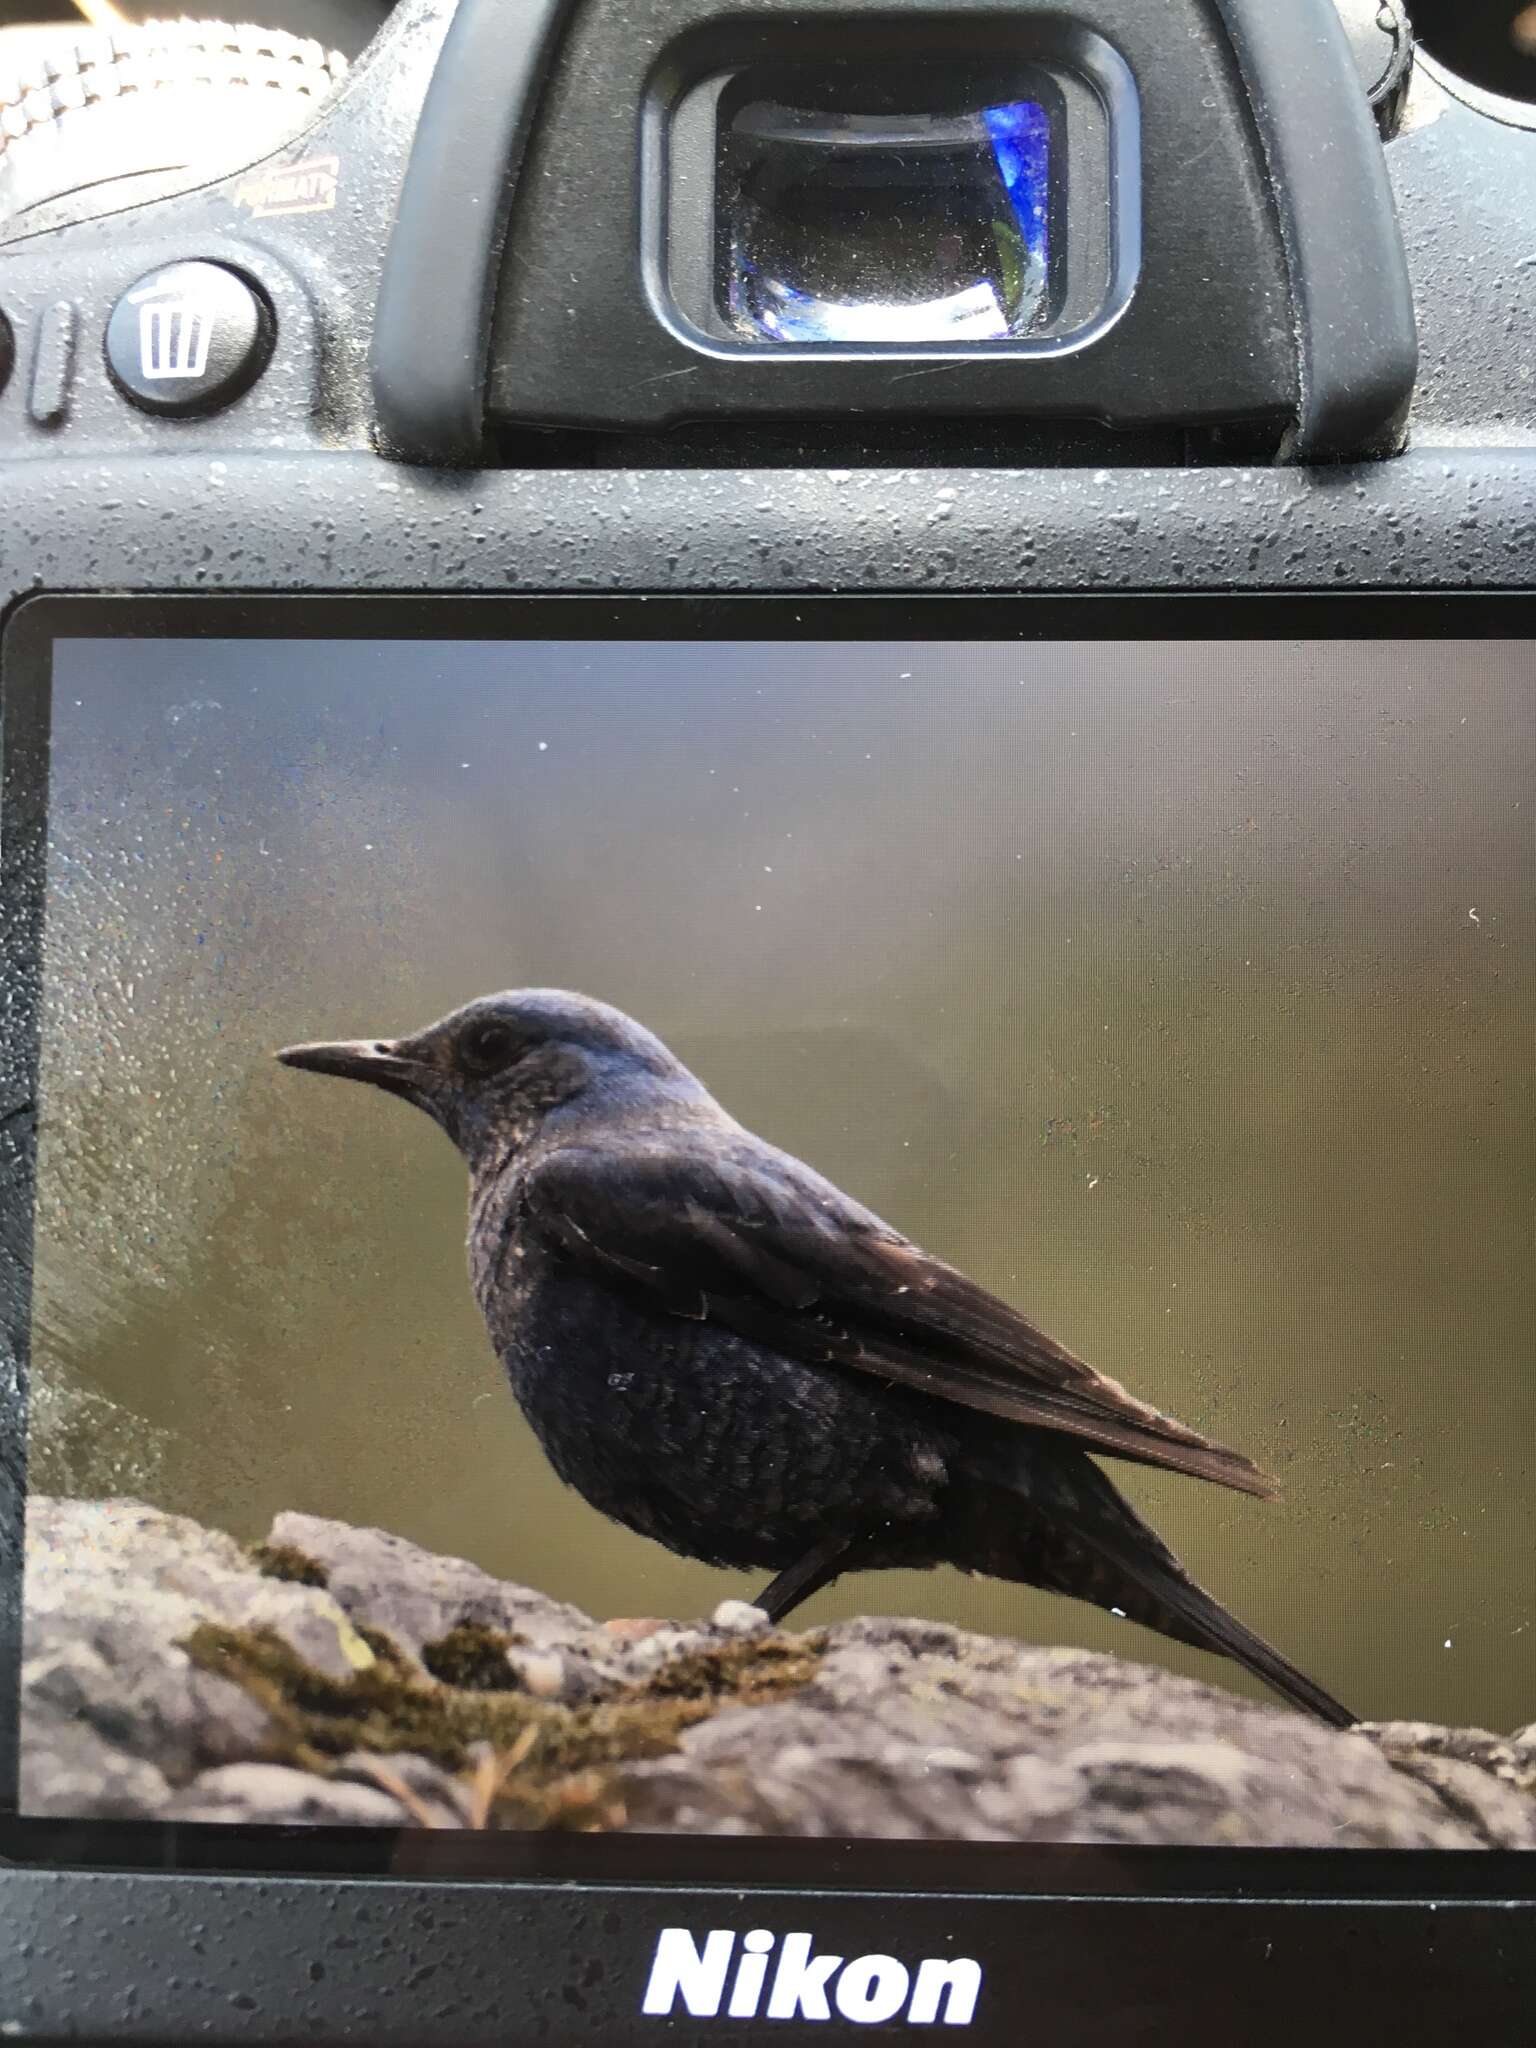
[{"x1": 522, "y1": 1140, "x2": 1277, "y2": 1500}]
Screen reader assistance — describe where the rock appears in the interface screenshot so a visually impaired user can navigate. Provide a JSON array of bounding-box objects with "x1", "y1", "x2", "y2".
[
  {"x1": 332, "y1": 1750, "x2": 476, "y2": 1826},
  {"x1": 21, "y1": 1497, "x2": 382, "y2": 1812},
  {"x1": 1354, "y1": 1719, "x2": 1536, "y2": 1850},
  {"x1": 23, "y1": 1718, "x2": 174, "y2": 1821},
  {"x1": 712, "y1": 1599, "x2": 771, "y2": 1636},
  {"x1": 162, "y1": 1761, "x2": 415, "y2": 1827},
  {"x1": 164, "y1": 1752, "x2": 478, "y2": 1828},
  {"x1": 267, "y1": 1509, "x2": 591, "y2": 1660},
  {"x1": 19, "y1": 1496, "x2": 1536, "y2": 1848},
  {"x1": 1365, "y1": 1718, "x2": 1536, "y2": 1794},
  {"x1": 618, "y1": 1620, "x2": 1535, "y2": 1848},
  {"x1": 506, "y1": 1648, "x2": 566, "y2": 1700}
]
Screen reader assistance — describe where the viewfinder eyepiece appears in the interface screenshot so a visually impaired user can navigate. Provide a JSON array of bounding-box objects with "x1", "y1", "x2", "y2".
[{"x1": 649, "y1": 37, "x2": 1137, "y2": 366}]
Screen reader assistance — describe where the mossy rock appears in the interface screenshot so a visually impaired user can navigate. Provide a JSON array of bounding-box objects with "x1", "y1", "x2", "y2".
[
  {"x1": 246, "y1": 1541, "x2": 330, "y2": 1588},
  {"x1": 420, "y1": 1620, "x2": 529, "y2": 1691},
  {"x1": 182, "y1": 1618, "x2": 821, "y2": 1830}
]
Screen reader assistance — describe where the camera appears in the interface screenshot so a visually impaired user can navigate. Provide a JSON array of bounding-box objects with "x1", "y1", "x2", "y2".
[{"x1": 1, "y1": 1, "x2": 1533, "y2": 2041}]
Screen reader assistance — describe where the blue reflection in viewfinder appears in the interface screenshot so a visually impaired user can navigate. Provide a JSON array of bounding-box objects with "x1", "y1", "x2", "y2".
[{"x1": 984, "y1": 99, "x2": 1050, "y2": 268}]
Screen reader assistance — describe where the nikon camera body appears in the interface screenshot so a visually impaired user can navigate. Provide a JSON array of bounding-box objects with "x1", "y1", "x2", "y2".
[{"x1": 0, "y1": 0, "x2": 1533, "y2": 2041}]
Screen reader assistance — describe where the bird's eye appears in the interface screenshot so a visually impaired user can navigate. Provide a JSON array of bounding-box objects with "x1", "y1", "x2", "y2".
[{"x1": 460, "y1": 1021, "x2": 521, "y2": 1073}]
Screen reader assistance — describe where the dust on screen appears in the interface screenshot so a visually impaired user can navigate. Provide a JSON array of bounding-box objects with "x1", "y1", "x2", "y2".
[{"x1": 17, "y1": 633, "x2": 1534, "y2": 1843}]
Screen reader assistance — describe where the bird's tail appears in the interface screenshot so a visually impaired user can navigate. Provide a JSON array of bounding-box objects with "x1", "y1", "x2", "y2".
[
  {"x1": 1069, "y1": 1508, "x2": 1357, "y2": 1728},
  {"x1": 958, "y1": 1445, "x2": 1356, "y2": 1728}
]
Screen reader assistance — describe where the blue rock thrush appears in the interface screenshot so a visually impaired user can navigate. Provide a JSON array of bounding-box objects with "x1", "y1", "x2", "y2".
[{"x1": 278, "y1": 988, "x2": 1353, "y2": 1724}]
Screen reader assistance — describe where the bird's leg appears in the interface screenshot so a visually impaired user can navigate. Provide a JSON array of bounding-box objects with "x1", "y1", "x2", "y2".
[{"x1": 752, "y1": 1532, "x2": 858, "y2": 1625}]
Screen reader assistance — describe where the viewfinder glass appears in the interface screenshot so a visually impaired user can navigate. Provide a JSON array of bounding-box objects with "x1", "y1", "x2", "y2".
[{"x1": 718, "y1": 95, "x2": 1053, "y2": 343}]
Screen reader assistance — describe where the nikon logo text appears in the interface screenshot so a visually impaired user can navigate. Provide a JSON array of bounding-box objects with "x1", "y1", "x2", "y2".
[{"x1": 640, "y1": 1927, "x2": 983, "y2": 2026}]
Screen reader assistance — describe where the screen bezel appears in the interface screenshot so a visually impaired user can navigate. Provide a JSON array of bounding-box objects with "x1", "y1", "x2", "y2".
[{"x1": 1, "y1": 586, "x2": 1531, "y2": 1905}]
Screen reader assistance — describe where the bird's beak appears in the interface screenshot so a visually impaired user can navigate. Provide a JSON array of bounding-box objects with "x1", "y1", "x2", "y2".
[{"x1": 275, "y1": 1037, "x2": 433, "y2": 1103}]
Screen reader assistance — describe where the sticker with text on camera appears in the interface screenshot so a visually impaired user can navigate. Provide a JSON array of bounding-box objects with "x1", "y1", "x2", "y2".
[{"x1": 234, "y1": 154, "x2": 341, "y2": 219}]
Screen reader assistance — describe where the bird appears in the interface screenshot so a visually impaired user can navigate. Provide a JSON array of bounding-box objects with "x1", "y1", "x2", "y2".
[{"x1": 277, "y1": 988, "x2": 1354, "y2": 1726}]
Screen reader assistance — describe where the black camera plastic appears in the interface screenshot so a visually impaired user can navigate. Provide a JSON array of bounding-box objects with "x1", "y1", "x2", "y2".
[
  {"x1": 0, "y1": 0, "x2": 1528, "y2": 467},
  {"x1": 1, "y1": 0, "x2": 1535, "y2": 2041},
  {"x1": 0, "y1": 0, "x2": 1498, "y2": 469}
]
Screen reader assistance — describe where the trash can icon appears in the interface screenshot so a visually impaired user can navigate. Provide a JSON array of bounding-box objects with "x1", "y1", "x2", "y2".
[{"x1": 128, "y1": 276, "x2": 218, "y2": 381}]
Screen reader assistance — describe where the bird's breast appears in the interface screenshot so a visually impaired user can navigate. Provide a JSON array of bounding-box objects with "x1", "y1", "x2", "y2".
[{"x1": 478, "y1": 1256, "x2": 957, "y2": 1570}]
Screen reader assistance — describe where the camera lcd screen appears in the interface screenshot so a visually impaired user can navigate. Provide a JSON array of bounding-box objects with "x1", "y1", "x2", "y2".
[{"x1": 2, "y1": 596, "x2": 1531, "y2": 1868}]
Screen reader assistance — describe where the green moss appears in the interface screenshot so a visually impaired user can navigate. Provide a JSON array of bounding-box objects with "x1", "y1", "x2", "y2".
[
  {"x1": 421, "y1": 1621, "x2": 529, "y2": 1691},
  {"x1": 642, "y1": 1635, "x2": 823, "y2": 1706},
  {"x1": 355, "y1": 1624, "x2": 414, "y2": 1671},
  {"x1": 247, "y1": 1541, "x2": 330, "y2": 1589},
  {"x1": 181, "y1": 1617, "x2": 821, "y2": 1831}
]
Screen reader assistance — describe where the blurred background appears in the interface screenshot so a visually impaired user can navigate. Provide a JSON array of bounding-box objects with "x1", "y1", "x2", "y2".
[
  {"x1": 23, "y1": 629, "x2": 1534, "y2": 1736},
  {"x1": 4, "y1": 1, "x2": 1536, "y2": 102}
]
